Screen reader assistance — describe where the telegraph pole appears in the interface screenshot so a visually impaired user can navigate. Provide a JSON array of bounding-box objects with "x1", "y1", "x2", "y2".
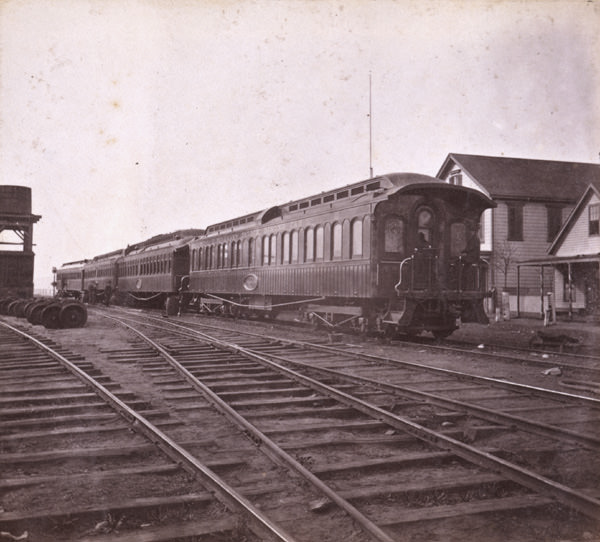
[{"x1": 369, "y1": 72, "x2": 373, "y2": 179}]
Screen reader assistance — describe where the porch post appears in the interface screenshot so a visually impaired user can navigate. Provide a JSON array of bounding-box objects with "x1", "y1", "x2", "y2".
[
  {"x1": 540, "y1": 265, "x2": 545, "y2": 320},
  {"x1": 568, "y1": 262, "x2": 573, "y2": 321},
  {"x1": 517, "y1": 265, "x2": 521, "y2": 317}
]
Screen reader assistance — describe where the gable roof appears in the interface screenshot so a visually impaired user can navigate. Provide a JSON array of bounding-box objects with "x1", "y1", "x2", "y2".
[
  {"x1": 548, "y1": 180, "x2": 600, "y2": 254},
  {"x1": 436, "y1": 153, "x2": 600, "y2": 203}
]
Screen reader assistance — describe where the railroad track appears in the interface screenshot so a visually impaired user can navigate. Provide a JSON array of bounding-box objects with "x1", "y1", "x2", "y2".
[
  {"x1": 0, "y1": 319, "x2": 369, "y2": 542},
  {"x1": 88, "y1": 308, "x2": 600, "y2": 541}
]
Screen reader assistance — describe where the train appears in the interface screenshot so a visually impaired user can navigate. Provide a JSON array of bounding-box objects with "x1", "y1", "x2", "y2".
[{"x1": 55, "y1": 173, "x2": 496, "y2": 338}]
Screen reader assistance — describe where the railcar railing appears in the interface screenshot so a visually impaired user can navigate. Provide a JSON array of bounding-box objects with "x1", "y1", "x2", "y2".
[{"x1": 395, "y1": 251, "x2": 488, "y2": 294}]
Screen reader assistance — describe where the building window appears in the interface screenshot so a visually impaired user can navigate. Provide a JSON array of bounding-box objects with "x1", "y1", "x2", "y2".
[
  {"x1": 507, "y1": 203, "x2": 524, "y2": 241},
  {"x1": 589, "y1": 204, "x2": 600, "y2": 236},
  {"x1": 351, "y1": 218, "x2": 363, "y2": 258},
  {"x1": 449, "y1": 169, "x2": 462, "y2": 186},
  {"x1": 547, "y1": 206, "x2": 563, "y2": 242},
  {"x1": 331, "y1": 223, "x2": 342, "y2": 259}
]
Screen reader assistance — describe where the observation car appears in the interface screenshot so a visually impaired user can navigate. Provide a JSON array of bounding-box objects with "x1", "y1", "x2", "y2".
[{"x1": 186, "y1": 173, "x2": 496, "y2": 338}]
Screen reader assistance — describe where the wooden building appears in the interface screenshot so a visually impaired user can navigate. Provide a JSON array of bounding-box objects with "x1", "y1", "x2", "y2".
[
  {"x1": 518, "y1": 180, "x2": 600, "y2": 318},
  {"x1": 436, "y1": 154, "x2": 600, "y2": 316}
]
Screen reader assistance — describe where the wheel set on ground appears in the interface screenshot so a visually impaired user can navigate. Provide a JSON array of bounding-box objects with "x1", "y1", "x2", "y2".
[{"x1": 0, "y1": 297, "x2": 88, "y2": 329}]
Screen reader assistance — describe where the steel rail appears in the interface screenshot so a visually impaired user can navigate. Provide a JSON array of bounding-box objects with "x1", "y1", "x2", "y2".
[
  {"x1": 0, "y1": 320, "x2": 297, "y2": 542},
  {"x1": 116, "y1": 309, "x2": 600, "y2": 409},
  {"x1": 248, "y1": 348, "x2": 600, "y2": 451},
  {"x1": 100, "y1": 313, "x2": 397, "y2": 542},
  {"x1": 114, "y1": 314, "x2": 600, "y2": 520},
  {"x1": 280, "y1": 337, "x2": 600, "y2": 409}
]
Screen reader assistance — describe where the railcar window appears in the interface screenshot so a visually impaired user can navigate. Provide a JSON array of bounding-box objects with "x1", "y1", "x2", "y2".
[
  {"x1": 311, "y1": 198, "x2": 321, "y2": 206},
  {"x1": 282, "y1": 232, "x2": 290, "y2": 264},
  {"x1": 236, "y1": 241, "x2": 241, "y2": 267},
  {"x1": 262, "y1": 236, "x2": 269, "y2": 265},
  {"x1": 336, "y1": 190, "x2": 348, "y2": 199},
  {"x1": 384, "y1": 216, "x2": 405, "y2": 256},
  {"x1": 305, "y1": 227, "x2": 314, "y2": 262},
  {"x1": 417, "y1": 208, "x2": 434, "y2": 245},
  {"x1": 315, "y1": 226, "x2": 324, "y2": 260},
  {"x1": 223, "y1": 243, "x2": 228, "y2": 267},
  {"x1": 366, "y1": 181, "x2": 380, "y2": 191},
  {"x1": 291, "y1": 230, "x2": 299, "y2": 263},
  {"x1": 323, "y1": 194, "x2": 334, "y2": 203},
  {"x1": 248, "y1": 238, "x2": 254, "y2": 266},
  {"x1": 299, "y1": 201, "x2": 309, "y2": 209},
  {"x1": 269, "y1": 234, "x2": 277, "y2": 265},
  {"x1": 351, "y1": 186, "x2": 364, "y2": 195},
  {"x1": 230, "y1": 242, "x2": 235, "y2": 267},
  {"x1": 331, "y1": 223, "x2": 342, "y2": 259},
  {"x1": 351, "y1": 218, "x2": 363, "y2": 257},
  {"x1": 289, "y1": 204, "x2": 298, "y2": 211}
]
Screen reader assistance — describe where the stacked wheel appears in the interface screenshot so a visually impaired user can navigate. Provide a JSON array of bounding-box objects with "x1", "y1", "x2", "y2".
[{"x1": 59, "y1": 302, "x2": 88, "y2": 328}]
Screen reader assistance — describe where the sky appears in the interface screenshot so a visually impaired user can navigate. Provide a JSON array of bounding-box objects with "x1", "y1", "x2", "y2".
[{"x1": 1, "y1": 0, "x2": 599, "y2": 290}]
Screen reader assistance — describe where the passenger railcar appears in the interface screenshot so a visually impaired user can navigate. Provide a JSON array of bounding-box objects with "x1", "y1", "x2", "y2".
[
  {"x1": 82, "y1": 249, "x2": 122, "y2": 304},
  {"x1": 116, "y1": 235, "x2": 194, "y2": 310},
  {"x1": 55, "y1": 260, "x2": 86, "y2": 298},
  {"x1": 186, "y1": 173, "x2": 496, "y2": 338}
]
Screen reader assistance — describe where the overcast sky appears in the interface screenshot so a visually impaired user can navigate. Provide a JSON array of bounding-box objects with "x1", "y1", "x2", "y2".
[{"x1": 1, "y1": 0, "x2": 599, "y2": 289}]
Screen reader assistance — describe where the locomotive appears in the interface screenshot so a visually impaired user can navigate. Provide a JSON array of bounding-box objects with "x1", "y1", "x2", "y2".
[{"x1": 56, "y1": 173, "x2": 495, "y2": 338}]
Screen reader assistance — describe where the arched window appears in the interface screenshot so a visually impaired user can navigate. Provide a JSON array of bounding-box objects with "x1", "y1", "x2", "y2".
[
  {"x1": 315, "y1": 225, "x2": 324, "y2": 260},
  {"x1": 223, "y1": 243, "x2": 228, "y2": 267},
  {"x1": 248, "y1": 238, "x2": 254, "y2": 266},
  {"x1": 291, "y1": 230, "x2": 299, "y2": 263},
  {"x1": 351, "y1": 218, "x2": 363, "y2": 257},
  {"x1": 262, "y1": 236, "x2": 269, "y2": 265},
  {"x1": 331, "y1": 223, "x2": 342, "y2": 259},
  {"x1": 282, "y1": 232, "x2": 290, "y2": 264},
  {"x1": 384, "y1": 216, "x2": 405, "y2": 256},
  {"x1": 305, "y1": 227, "x2": 314, "y2": 262},
  {"x1": 198, "y1": 248, "x2": 202, "y2": 270},
  {"x1": 270, "y1": 234, "x2": 277, "y2": 265}
]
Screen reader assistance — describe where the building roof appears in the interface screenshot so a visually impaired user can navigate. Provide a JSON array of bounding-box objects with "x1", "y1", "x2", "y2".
[
  {"x1": 548, "y1": 180, "x2": 600, "y2": 255},
  {"x1": 436, "y1": 153, "x2": 600, "y2": 202}
]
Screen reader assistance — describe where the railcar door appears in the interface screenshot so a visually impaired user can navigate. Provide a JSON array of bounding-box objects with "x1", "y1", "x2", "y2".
[
  {"x1": 172, "y1": 245, "x2": 190, "y2": 291},
  {"x1": 411, "y1": 207, "x2": 438, "y2": 290},
  {"x1": 378, "y1": 215, "x2": 407, "y2": 294}
]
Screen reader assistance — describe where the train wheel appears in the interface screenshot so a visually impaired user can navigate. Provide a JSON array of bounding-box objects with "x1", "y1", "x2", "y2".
[
  {"x1": 42, "y1": 304, "x2": 62, "y2": 329},
  {"x1": 28, "y1": 302, "x2": 49, "y2": 325},
  {"x1": 59, "y1": 303, "x2": 88, "y2": 328}
]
